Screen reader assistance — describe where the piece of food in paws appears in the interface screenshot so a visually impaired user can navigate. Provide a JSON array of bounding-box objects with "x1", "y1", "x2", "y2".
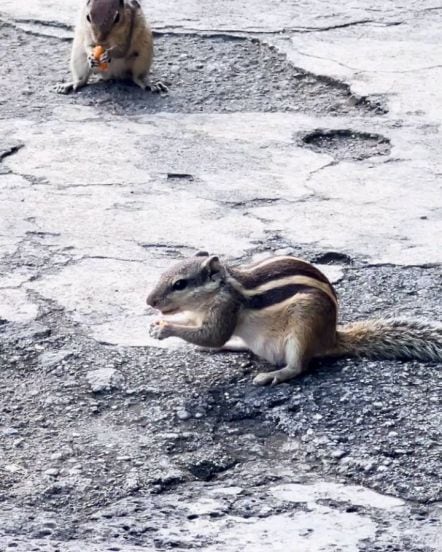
[
  {"x1": 149, "y1": 319, "x2": 166, "y2": 333},
  {"x1": 92, "y1": 45, "x2": 109, "y2": 72},
  {"x1": 149, "y1": 319, "x2": 169, "y2": 341}
]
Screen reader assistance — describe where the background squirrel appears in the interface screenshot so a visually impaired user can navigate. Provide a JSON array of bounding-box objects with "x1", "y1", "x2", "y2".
[
  {"x1": 56, "y1": 0, "x2": 166, "y2": 94},
  {"x1": 147, "y1": 252, "x2": 442, "y2": 386}
]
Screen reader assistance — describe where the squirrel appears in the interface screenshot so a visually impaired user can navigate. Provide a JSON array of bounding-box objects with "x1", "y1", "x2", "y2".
[
  {"x1": 147, "y1": 252, "x2": 442, "y2": 386},
  {"x1": 55, "y1": 0, "x2": 166, "y2": 94}
]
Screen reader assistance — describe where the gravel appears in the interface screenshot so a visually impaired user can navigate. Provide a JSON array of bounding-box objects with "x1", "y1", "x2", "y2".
[
  {"x1": 0, "y1": 23, "x2": 386, "y2": 120},
  {"x1": 0, "y1": 261, "x2": 440, "y2": 550}
]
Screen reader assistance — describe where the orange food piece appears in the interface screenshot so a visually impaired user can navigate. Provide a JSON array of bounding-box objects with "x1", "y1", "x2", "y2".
[{"x1": 92, "y1": 45, "x2": 109, "y2": 72}]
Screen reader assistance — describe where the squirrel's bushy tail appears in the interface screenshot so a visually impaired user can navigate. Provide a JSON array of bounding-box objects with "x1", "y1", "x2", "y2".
[{"x1": 325, "y1": 319, "x2": 442, "y2": 362}]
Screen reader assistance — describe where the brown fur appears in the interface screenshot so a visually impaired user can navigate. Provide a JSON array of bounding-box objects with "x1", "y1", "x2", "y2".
[
  {"x1": 248, "y1": 291, "x2": 335, "y2": 362},
  {"x1": 147, "y1": 254, "x2": 441, "y2": 386},
  {"x1": 326, "y1": 319, "x2": 442, "y2": 362},
  {"x1": 55, "y1": 0, "x2": 163, "y2": 94},
  {"x1": 230, "y1": 257, "x2": 333, "y2": 291},
  {"x1": 148, "y1": 255, "x2": 339, "y2": 385}
]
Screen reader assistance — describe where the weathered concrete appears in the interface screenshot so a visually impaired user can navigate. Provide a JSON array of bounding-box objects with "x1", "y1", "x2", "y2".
[
  {"x1": 1, "y1": 0, "x2": 438, "y2": 34},
  {"x1": 0, "y1": 1, "x2": 441, "y2": 550},
  {"x1": 1, "y1": 108, "x2": 440, "y2": 341}
]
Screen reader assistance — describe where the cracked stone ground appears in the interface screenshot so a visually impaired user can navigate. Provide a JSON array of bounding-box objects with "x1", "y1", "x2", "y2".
[{"x1": 0, "y1": 1, "x2": 441, "y2": 551}]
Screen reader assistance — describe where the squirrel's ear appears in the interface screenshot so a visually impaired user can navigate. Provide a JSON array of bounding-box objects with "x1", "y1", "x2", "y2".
[
  {"x1": 202, "y1": 255, "x2": 222, "y2": 277},
  {"x1": 195, "y1": 250, "x2": 209, "y2": 257}
]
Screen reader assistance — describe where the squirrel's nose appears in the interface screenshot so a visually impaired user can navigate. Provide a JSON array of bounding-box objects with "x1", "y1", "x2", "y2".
[{"x1": 146, "y1": 294, "x2": 157, "y2": 308}]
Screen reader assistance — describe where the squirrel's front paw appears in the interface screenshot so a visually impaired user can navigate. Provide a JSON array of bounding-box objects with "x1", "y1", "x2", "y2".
[
  {"x1": 99, "y1": 50, "x2": 111, "y2": 64},
  {"x1": 87, "y1": 53, "x2": 100, "y2": 69},
  {"x1": 149, "y1": 319, "x2": 172, "y2": 340}
]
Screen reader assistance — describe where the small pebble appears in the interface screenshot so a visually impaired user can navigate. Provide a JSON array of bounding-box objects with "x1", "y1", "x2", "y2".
[{"x1": 177, "y1": 409, "x2": 191, "y2": 421}]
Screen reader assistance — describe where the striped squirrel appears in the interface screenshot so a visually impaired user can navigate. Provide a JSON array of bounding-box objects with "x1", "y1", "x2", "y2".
[
  {"x1": 147, "y1": 252, "x2": 442, "y2": 386},
  {"x1": 55, "y1": 0, "x2": 166, "y2": 94}
]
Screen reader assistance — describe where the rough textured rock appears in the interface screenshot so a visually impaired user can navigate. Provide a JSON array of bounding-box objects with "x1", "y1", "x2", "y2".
[{"x1": 86, "y1": 368, "x2": 124, "y2": 393}]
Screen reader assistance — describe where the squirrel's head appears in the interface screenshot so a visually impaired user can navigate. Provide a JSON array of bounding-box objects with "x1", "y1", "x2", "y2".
[
  {"x1": 86, "y1": 0, "x2": 126, "y2": 43},
  {"x1": 146, "y1": 252, "x2": 227, "y2": 315}
]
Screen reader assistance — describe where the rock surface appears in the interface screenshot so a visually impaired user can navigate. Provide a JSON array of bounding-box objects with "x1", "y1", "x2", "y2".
[{"x1": 0, "y1": 1, "x2": 441, "y2": 551}]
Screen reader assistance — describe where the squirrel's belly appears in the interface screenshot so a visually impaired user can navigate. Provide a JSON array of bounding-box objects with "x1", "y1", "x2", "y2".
[
  {"x1": 102, "y1": 58, "x2": 129, "y2": 79},
  {"x1": 235, "y1": 318, "x2": 287, "y2": 366}
]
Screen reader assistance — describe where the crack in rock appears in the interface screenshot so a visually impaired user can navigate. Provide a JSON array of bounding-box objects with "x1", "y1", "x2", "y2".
[
  {"x1": 1, "y1": 14, "x2": 403, "y2": 40},
  {"x1": 0, "y1": 15, "x2": 72, "y2": 40},
  {"x1": 0, "y1": 144, "x2": 24, "y2": 162}
]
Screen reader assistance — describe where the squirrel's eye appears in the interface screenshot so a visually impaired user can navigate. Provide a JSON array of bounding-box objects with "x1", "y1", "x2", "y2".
[
  {"x1": 86, "y1": 14, "x2": 91, "y2": 22},
  {"x1": 114, "y1": 12, "x2": 120, "y2": 24},
  {"x1": 173, "y1": 279, "x2": 188, "y2": 291}
]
